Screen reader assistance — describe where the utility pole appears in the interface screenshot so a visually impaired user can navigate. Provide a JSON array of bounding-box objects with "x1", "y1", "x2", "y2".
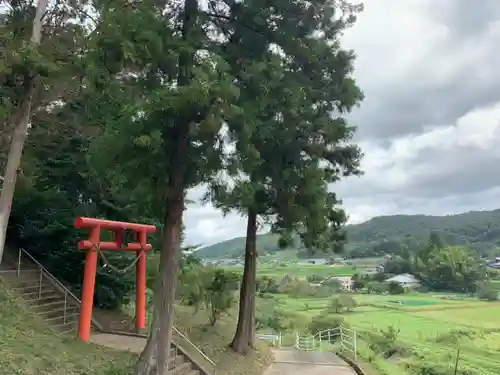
[{"x1": 453, "y1": 348, "x2": 460, "y2": 375}]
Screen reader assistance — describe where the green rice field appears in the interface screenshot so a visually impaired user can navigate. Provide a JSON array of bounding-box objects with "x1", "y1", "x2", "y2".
[
  {"x1": 270, "y1": 293, "x2": 500, "y2": 375},
  {"x1": 226, "y1": 262, "x2": 356, "y2": 278}
]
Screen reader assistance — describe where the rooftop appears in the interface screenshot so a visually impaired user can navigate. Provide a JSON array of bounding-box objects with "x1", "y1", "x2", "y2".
[{"x1": 386, "y1": 273, "x2": 419, "y2": 284}]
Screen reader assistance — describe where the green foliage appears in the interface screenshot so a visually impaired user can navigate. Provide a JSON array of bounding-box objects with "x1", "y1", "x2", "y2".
[
  {"x1": 284, "y1": 279, "x2": 314, "y2": 298},
  {"x1": 366, "y1": 326, "x2": 402, "y2": 359},
  {"x1": 475, "y1": 280, "x2": 498, "y2": 301},
  {"x1": 327, "y1": 294, "x2": 357, "y2": 313},
  {"x1": 8, "y1": 118, "x2": 136, "y2": 308},
  {"x1": 255, "y1": 309, "x2": 304, "y2": 333},
  {"x1": 256, "y1": 276, "x2": 279, "y2": 295},
  {"x1": 321, "y1": 277, "x2": 344, "y2": 291},
  {"x1": 203, "y1": 268, "x2": 239, "y2": 326},
  {"x1": 366, "y1": 282, "x2": 388, "y2": 294},
  {"x1": 416, "y1": 243, "x2": 485, "y2": 293},
  {"x1": 387, "y1": 281, "x2": 405, "y2": 295},
  {"x1": 308, "y1": 313, "x2": 345, "y2": 335},
  {"x1": 178, "y1": 262, "x2": 239, "y2": 325}
]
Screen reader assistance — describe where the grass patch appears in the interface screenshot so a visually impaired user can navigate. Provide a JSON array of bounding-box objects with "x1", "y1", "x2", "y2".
[
  {"x1": 0, "y1": 280, "x2": 135, "y2": 375},
  {"x1": 414, "y1": 304, "x2": 500, "y2": 328}
]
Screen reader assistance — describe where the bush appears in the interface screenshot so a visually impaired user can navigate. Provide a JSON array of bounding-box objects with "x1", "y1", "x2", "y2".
[
  {"x1": 367, "y1": 282, "x2": 387, "y2": 294},
  {"x1": 178, "y1": 264, "x2": 238, "y2": 325},
  {"x1": 308, "y1": 313, "x2": 344, "y2": 335},
  {"x1": 476, "y1": 280, "x2": 498, "y2": 301},
  {"x1": 257, "y1": 309, "x2": 309, "y2": 333},
  {"x1": 327, "y1": 295, "x2": 357, "y2": 313},
  {"x1": 367, "y1": 325, "x2": 403, "y2": 358},
  {"x1": 257, "y1": 276, "x2": 279, "y2": 294},
  {"x1": 203, "y1": 268, "x2": 239, "y2": 325},
  {"x1": 387, "y1": 281, "x2": 405, "y2": 295}
]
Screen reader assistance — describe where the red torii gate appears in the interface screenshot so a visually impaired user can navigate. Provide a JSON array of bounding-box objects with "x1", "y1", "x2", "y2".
[{"x1": 74, "y1": 216, "x2": 156, "y2": 342}]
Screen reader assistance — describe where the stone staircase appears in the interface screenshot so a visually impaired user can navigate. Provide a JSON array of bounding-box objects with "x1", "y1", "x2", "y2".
[
  {"x1": 0, "y1": 269, "x2": 80, "y2": 334},
  {"x1": 0, "y1": 249, "x2": 212, "y2": 375}
]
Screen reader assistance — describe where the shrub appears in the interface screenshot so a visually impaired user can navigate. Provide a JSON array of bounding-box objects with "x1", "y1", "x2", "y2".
[
  {"x1": 327, "y1": 295, "x2": 357, "y2": 313},
  {"x1": 476, "y1": 280, "x2": 498, "y2": 301},
  {"x1": 367, "y1": 325, "x2": 403, "y2": 358},
  {"x1": 308, "y1": 313, "x2": 344, "y2": 336},
  {"x1": 387, "y1": 281, "x2": 405, "y2": 295}
]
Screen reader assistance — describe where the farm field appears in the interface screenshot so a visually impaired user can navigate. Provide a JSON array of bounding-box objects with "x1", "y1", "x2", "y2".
[
  {"x1": 271, "y1": 293, "x2": 499, "y2": 315},
  {"x1": 225, "y1": 262, "x2": 356, "y2": 278},
  {"x1": 271, "y1": 292, "x2": 500, "y2": 375},
  {"x1": 259, "y1": 264, "x2": 355, "y2": 278}
]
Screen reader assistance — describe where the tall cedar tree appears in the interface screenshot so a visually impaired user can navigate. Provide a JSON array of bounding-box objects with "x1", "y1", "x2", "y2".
[
  {"x1": 83, "y1": 1, "x2": 237, "y2": 374},
  {"x1": 206, "y1": 0, "x2": 364, "y2": 353},
  {"x1": 0, "y1": 0, "x2": 49, "y2": 263},
  {"x1": 0, "y1": 0, "x2": 88, "y2": 262}
]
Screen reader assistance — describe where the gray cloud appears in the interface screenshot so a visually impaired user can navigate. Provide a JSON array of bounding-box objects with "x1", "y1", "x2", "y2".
[
  {"x1": 432, "y1": 0, "x2": 500, "y2": 39},
  {"x1": 346, "y1": 0, "x2": 500, "y2": 140}
]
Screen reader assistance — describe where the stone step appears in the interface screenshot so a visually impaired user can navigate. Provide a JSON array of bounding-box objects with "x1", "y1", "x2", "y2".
[
  {"x1": 11, "y1": 282, "x2": 55, "y2": 294},
  {"x1": 20, "y1": 288, "x2": 60, "y2": 301},
  {"x1": 0, "y1": 269, "x2": 41, "y2": 283},
  {"x1": 26, "y1": 293, "x2": 66, "y2": 307},
  {"x1": 56, "y1": 322, "x2": 78, "y2": 336},
  {"x1": 44, "y1": 312, "x2": 80, "y2": 326},
  {"x1": 33, "y1": 300, "x2": 80, "y2": 313},
  {"x1": 40, "y1": 304, "x2": 79, "y2": 319}
]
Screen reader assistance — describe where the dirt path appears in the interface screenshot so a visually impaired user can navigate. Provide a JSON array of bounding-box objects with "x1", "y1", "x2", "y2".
[{"x1": 263, "y1": 349, "x2": 357, "y2": 375}]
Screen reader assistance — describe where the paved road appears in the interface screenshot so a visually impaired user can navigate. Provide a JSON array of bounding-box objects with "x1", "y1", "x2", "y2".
[{"x1": 263, "y1": 349, "x2": 357, "y2": 375}]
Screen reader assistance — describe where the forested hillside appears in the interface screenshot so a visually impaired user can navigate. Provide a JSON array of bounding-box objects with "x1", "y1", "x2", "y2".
[{"x1": 196, "y1": 209, "x2": 500, "y2": 259}]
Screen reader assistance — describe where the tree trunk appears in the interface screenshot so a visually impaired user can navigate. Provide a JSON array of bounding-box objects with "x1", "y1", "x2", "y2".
[
  {"x1": 135, "y1": 0, "x2": 197, "y2": 373},
  {"x1": 230, "y1": 208, "x2": 258, "y2": 354},
  {"x1": 135, "y1": 186, "x2": 185, "y2": 375},
  {"x1": 0, "y1": 0, "x2": 48, "y2": 265}
]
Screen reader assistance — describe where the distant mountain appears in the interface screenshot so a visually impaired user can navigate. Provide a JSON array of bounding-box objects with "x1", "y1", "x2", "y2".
[{"x1": 195, "y1": 209, "x2": 500, "y2": 259}]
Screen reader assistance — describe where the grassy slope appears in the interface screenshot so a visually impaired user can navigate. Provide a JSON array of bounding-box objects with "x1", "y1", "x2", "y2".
[
  {"x1": 0, "y1": 277, "x2": 272, "y2": 375},
  {"x1": 196, "y1": 208, "x2": 500, "y2": 259},
  {"x1": 0, "y1": 280, "x2": 135, "y2": 375}
]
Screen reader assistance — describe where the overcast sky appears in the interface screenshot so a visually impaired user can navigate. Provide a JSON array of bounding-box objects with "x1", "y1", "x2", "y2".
[{"x1": 184, "y1": 0, "x2": 500, "y2": 246}]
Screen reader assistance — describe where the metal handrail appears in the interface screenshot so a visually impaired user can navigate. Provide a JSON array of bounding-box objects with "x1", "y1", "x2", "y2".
[
  {"x1": 173, "y1": 326, "x2": 216, "y2": 369},
  {"x1": 19, "y1": 248, "x2": 81, "y2": 302},
  {"x1": 17, "y1": 248, "x2": 103, "y2": 331}
]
